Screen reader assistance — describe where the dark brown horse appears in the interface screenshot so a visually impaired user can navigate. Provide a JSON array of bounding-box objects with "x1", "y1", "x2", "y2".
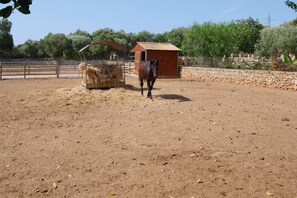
[{"x1": 138, "y1": 60, "x2": 159, "y2": 99}]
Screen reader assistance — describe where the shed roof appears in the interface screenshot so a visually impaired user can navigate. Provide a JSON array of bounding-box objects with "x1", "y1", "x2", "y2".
[{"x1": 130, "y1": 42, "x2": 181, "y2": 52}]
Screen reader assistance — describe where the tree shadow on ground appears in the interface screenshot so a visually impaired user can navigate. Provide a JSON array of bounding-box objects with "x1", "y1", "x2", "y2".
[{"x1": 156, "y1": 94, "x2": 192, "y2": 102}]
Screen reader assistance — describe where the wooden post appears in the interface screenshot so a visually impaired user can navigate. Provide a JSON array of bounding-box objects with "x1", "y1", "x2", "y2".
[
  {"x1": 24, "y1": 62, "x2": 27, "y2": 79},
  {"x1": 56, "y1": 60, "x2": 61, "y2": 78},
  {"x1": 0, "y1": 61, "x2": 2, "y2": 80}
]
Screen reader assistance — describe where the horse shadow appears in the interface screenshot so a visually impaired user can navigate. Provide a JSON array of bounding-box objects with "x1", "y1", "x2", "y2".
[
  {"x1": 122, "y1": 84, "x2": 191, "y2": 102},
  {"x1": 122, "y1": 84, "x2": 161, "y2": 92},
  {"x1": 156, "y1": 94, "x2": 192, "y2": 102}
]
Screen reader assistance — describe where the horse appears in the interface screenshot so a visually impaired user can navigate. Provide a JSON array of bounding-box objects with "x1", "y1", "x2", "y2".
[{"x1": 138, "y1": 60, "x2": 159, "y2": 99}]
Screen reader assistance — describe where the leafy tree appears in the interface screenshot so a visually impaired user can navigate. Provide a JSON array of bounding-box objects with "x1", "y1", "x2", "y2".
[
  {"x1": 276, "y1": 25, "x2": 297, "y2": 61},
  {"x1": 255, "y1": 25, "x2": 297, "y2": 61},
  {"x1": 0, "y1": 18, "x2": 13, "y2": 58},
  {"x1": 182, "y1": 22, "x2": 239, "y2": 57},
  {"x1": 135, "y1": 30, "x2": 154, "y2": 42},
  {"x1": 255, "y1": 27, "x2": 278, "y2": 58},
  {"x1": 125, "y1": 32, "x2": 138, "y2": 57},
  {"x1": 43, "y1": 33, "x2": 72, "y2": 59},
  {"x1": 285, "y1": 0, "x2": 297, "y2": 12},
  {"x1": 69, "y1": 29, "x2": 91, "y2": 38},
  {"x1": 0, "y1": 16, "x2": 11, "y2": 31},
  {"x1": 68, "y1": 29, "x2": 92, "y2": 59},
  {"x1": 153, "y1": 32, "x2": 168, "y2": 43},
  {"x1": 36, "y1": 39, "x2": 48, "y2": 58},
  {"x1": 153, "y1": 28, "x2": 186, "y2": 49},
  {"x1": 90, "y1": 28, "x2": 129, "y2": 59},
  {"x1": 0, "y1": 0, "x2": 32, "y2": 18},
  {"x1": 68, "y1": 35, "x2": 91, "y2": 59},
  {"x1": 232, "y1": 17, "x2": 264, "y2": 53},
  {"x1": 286, "y1": 17, "x2": 297, "y2": 26},
  {"x1": 166, "y1": 27, "x2": 186, "y2": 49},
  {"x1": 17, "y1": 39, "x2": 39, "y2": 58}
]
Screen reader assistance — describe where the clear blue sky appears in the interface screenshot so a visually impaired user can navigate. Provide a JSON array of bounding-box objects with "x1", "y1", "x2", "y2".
[{"x1": 8, "y1": 0, "x2": 297, "y2": 45}]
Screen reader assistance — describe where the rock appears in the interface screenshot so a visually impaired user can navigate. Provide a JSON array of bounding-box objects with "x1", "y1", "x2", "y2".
[
  {"x1": 281, "y1": 117, "x2": 290, "y2": 122},
  {"x1": 41, "y1": 189, "x2": 48, "y2": 193},
  {"x1": 162, "y1": 161, "x2": 169, "y2": 165},
  {"x1": 53, "y1": 183, "x2": 58, "y2": 189},
  {"x1": 197, "y1": 179, "x2": 204, "y2": 184}
]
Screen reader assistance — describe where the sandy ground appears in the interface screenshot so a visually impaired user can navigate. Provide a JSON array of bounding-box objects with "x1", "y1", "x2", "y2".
[{"x1": 0, "y1": 76, "x2": 297, "y2": 198}]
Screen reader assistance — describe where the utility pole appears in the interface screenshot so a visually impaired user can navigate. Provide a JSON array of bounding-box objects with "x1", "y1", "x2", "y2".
[{"x1": 268, "y1": 12, "x2": 271, "y2": 27}]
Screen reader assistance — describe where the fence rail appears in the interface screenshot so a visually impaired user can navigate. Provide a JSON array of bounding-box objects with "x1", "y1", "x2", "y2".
[{"x1": 0, "y1": 60, "x2": 135, "y2": 79}]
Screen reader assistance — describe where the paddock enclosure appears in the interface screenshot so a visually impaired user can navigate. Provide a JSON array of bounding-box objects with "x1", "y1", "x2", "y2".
[
  {"x1": 0, "y1": 60, "x2": 80, "y2": 79},
  {"x1": 0, "y1": 60, "x2": 134, "y2": 80},
  {"x1": 0, "y1": 76, "x2": 296, "y2": 197}
]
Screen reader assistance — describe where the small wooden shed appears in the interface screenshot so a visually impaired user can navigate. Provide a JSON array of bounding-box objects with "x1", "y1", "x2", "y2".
[{"x1": 130, "y1": 42, "x2": 181, "y2": 77}]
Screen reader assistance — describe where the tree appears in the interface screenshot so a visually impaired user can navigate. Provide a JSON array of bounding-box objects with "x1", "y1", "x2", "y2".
[
  {"x1": 153, "y1": 28, "x2": 186, "y2": 49},
  {"x1": 90, "y1": 28, "x2": 129, "y2": 59},
  {"x1": 153, "y1": 32, "x2": 168, "y2": 43},
  {"x1": 285, "y1": 0, "x2": 297, "y2": 12},
  {"x1": 0, "y1": 0, "x2": 32, "y2": 18},
  {"x1": 17, "y1": 39, "x2": 38, "y2": 58},
  {"x1": 232, "y1": 17, "x2": 264, "y2": 54},
  {"x1": 68, "y1": 29, "x2": 92, "y2": 59},
  {"x1": 276, "y1": 25, "x2": 297, "y2": 61},
  {"x1": 166, "y1": 27, "x2": 186, "y2": 49},
  {"x1": 255, "y1": 27, "x2": 278, "y2": 58},
  {"x1": 255, "y1": 25, "x2": 297, "y2": 61},
  {"x1": 182, "y1": 22, "x2": 239, "y2": 57},
  {"x1": 135, "y1": 31, "x2": 154, "y2": 42},
  {"x1": 286, "y1": 17, "x2": 297, "y2": 26},
  {"x1": 69, "y1": 29, "x2": 91, "y2": 37},
  {"x1": 0, "y1": 18, "x2": 13, "y2": 58},
  {"x1": 43, "y1": 33, "x2": 72, "y2": 59},
  {"x1": 0, "y1": 16, "x2": 11, "y2": 31}
]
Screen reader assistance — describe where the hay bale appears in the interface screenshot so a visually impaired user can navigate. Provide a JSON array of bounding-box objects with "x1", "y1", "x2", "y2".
[
  {"x1": 78, "y1": 62, "x2": 124, "y2": 88},
  {"x1": 78, "y1": 62, "x2": 87, "y2": 73},
  {"x1": 111, "y1": 67, "x2": 123, "y2": 79}
]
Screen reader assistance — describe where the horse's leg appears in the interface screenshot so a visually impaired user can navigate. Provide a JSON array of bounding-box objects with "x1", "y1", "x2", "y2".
[
  {"x1": 147, "y1": 80, "x2": 152, "y2": 98},
  {"x1": 151, "y1": 78, "x2": 156, "y2": 90},
  {"x1": 147, "y1": 78, "x2": 156, "y2": 98},
  {"x1": 140, "y1": 78, "x2": 144, "y2": 95}
]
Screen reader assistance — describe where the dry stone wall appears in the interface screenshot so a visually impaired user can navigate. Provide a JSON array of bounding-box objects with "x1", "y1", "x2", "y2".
[{"x1": 181, "y1": 67, "x2": 297, "y2": 91}]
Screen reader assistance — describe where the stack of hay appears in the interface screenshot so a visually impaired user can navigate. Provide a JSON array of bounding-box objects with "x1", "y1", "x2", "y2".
[{"x1": 78, "y1": 62, "x2": 123, "y2": 88}]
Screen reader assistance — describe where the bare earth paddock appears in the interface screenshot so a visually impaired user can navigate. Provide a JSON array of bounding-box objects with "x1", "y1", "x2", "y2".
[{"x1": 0, "y1": 76, "x2": 297, "y2": 198}]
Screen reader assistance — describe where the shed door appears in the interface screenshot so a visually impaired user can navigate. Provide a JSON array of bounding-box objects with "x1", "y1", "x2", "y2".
[
  {"x1": 141, "y1": 51, "x2": 146, "y2": 61},
  {"x1": 134, "y1": 51, "x2": 147, "y2": 74}
]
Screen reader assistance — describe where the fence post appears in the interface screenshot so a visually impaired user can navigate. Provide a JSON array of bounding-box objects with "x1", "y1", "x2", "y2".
[
  {"x1": 56, "y1": 60, "x2": 61, "y2": 78},
  {"x1": 24, "y1": 62, "x2": 27, "y2": 79},
  {"x1": 0, "y1": 61, "x2": 2, "y2": 80}
]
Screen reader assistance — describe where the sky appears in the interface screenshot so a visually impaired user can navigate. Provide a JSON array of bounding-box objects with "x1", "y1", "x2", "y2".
[{"x1": 7, "y1": 0, "x2": 297, "y2": 45}]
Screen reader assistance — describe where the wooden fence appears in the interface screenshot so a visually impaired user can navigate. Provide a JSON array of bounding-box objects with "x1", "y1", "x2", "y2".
[{"x1": 0, "y1": 60, "x2": 135, "y2": 80}]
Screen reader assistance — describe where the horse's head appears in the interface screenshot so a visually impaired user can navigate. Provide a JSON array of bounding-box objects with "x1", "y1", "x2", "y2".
[{"x1": 150, "y1": 60, "x2": 159, "y2": 78}]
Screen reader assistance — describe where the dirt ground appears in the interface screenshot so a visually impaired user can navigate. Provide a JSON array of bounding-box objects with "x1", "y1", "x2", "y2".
[{"x1": 0, "y1": 76, "x2": 297, "y2": 198}]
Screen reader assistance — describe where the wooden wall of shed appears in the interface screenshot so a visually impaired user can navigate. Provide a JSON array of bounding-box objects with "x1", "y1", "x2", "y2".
[
  {"x1": 147, "y1": 50, "x2": 179, "y2": 77},
  {"x1": 134, "y1": 51, "x2": 142, "y2": 75}
]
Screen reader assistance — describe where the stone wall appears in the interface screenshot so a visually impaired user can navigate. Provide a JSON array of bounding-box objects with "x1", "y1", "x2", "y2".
[{"x1": 181, "y1": 66, "x2": 297, "y2": 91}]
